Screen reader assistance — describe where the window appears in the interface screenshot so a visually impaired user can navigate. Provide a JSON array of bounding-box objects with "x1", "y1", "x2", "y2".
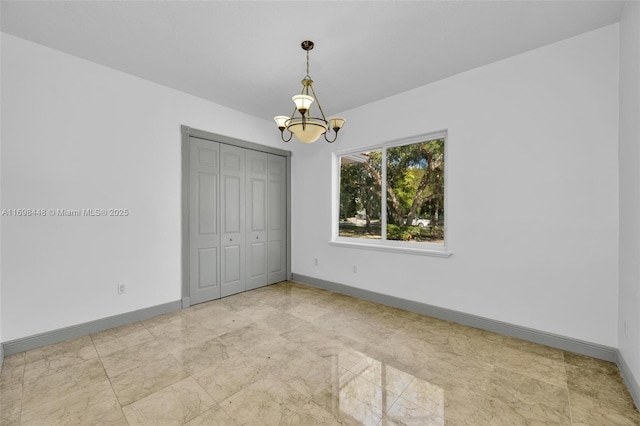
[{"x1": 333, "y1": 132, "x2": 448, "y2": 256}]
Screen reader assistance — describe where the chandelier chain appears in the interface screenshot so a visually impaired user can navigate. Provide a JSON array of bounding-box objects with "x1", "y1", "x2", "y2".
[
  {"x1": 304, "y1": 46, "x2": 326, "y2": 121},
  {"x1": 306, "y1": 49, "x2": 310, "y2": 79}
]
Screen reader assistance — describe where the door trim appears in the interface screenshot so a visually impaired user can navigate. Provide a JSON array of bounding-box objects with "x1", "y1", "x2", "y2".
[{"x1": 181, "y1": 125, "x2": 292, "y2": 308}]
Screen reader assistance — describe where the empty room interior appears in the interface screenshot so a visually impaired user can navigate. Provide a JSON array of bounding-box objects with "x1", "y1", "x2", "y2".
[{"x1": 1, "y1": 1, "x2": 640, "y2": 425}]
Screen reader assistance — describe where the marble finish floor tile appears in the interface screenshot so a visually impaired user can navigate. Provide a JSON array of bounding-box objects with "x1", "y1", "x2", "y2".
[
  {"x1": 192, "y1": 354, "x2": 269, "y2": 403},
  {"x1": 108, "y1": 354, "x2": 190, "y2": 406},
  {"x1": 381, "y1": 396, "x2": 445, "y2": 425},
  {"x1": 169, "y1": 336, "x2": 243, "y2": 375},
  {"x1": 100, "y1": 339, "x2": 169, "y2": 377},
  {"x1": 20, "y1": 379, "x2": 127, "y2": 425},
  {"x1": 91, "y1": 322, "x2": 157, "y2": 358},
  {"x1": 285, "y1": 402, "x2": 354, "y2": 425},
  {"x1": 184, "y1": 404, "x2": 238, "y2": 426},
  {"x1": 285, "y1": 302, "x2": 333, "y2": 322},
  {"x1": 494, "y1": 335, "x2": 567, "y2": 387},
  {"x1": 0, "y1": 381, "x2": 23, "y2": 425},
  {"x1": 0, "y1": 353, "x2": 25, "y2": 386},
  {"x1": 23, "y1": 335, "x2": 99, "y2": 384},
  {"x1": 1, "y1": 280, "x2": 639, "y2": 425},
  {"x1": 21, "y1": 358, "x2": 107, "y2": 408},
  {"x1": 0, "y1": 354, "x2": 26, "y2": 425},
  {"x1": 122, "y1": 377, "x2": 215, "y2": 425},
  {"x1": 217, "y1": 322, "x2": 282, "y2": 354},
  {"x1": 481, "y1": 366, "x2": 572, "y2": 424},
  {"x1": 146, "y1": 314, "x2": 217, "y2": 350},
  {"x1": 219, "y1": 375, "x2": 308, "y2": 425}
]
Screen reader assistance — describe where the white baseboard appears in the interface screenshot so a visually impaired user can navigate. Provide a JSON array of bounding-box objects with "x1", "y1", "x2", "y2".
[
  {"x1": 291, "y1": 273, "x2": 618, "y2": 361},
  {"x1": 617, "y1": 349, "x2": 640, "y2": 410},
  {"x1": 2, "y1": 300, "x2": 181, "y2": 356}
]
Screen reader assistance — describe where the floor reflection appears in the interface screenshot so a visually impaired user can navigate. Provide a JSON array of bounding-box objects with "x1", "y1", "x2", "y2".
[
  {"x1": 320, "y1": 350, "x2": 446, "y2": 425},
  {"x1": 1, "y1": 281, "x2": 638, "y2": 425}
]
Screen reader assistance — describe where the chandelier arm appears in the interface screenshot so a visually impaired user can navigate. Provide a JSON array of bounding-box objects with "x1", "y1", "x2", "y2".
[
  {"x1": 280, "y1": 129, "x2": 293, "y2": 143},
  {"x1": 309, "y1": 84, "x2": 328, "y2": 122},
  {"x1": 324, "y1": 129, "x2": 338, "y2": 143}
]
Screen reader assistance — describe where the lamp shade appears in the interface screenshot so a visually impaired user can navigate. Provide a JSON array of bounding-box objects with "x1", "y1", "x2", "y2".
[
  {"x1": 287, "y1": 118, "x2": 328, "y2": 143},
  {"x1": 292, "y1": 95, "x2": 314, "y2": 113},
  {"x1": 274, "y1": 116, "x2": 289, "y2": 129},
  {"x1": 329, "y1": 117, "x2": 346, "y2": 131}
]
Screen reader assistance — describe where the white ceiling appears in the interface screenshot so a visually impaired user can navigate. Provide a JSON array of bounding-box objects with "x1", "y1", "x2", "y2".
[{"x1": 1, "y1": 1, "x2": 625, "y2": 122}]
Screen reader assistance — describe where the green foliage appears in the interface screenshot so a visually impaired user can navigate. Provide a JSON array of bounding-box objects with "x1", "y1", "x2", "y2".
[
  {"x1": 339, "y1": 138, "x2": 445, "y2": 241},
  {"x1": 386, "y1": 224, "x2": 444, "y2": 242},
  {"x1": 422, "y1": 226, "x2": 444, "y2": 241},
  {"x1": 386, "y1": 224, "x2": 419, "y2": 241},
  {"x1": 386, "y1": 139, "x2": 444, "y2": 225},
  {"x1": 339, "y1": 152, "x2": 382, "y2": 221}
]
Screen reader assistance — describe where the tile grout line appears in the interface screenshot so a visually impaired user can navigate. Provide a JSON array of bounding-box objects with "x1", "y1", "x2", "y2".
[
  {"x1": 88, "y1": 326, "x2": 131, "y2": 424},
  {"x1": 17, "y1": 353, "x2": 26, "y2": 426},
  {"x1": 561, "y1": 351, "x2": 575, "y2": 425}
]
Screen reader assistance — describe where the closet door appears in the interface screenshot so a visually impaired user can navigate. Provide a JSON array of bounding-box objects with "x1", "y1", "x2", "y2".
[
  {"x1": 220, "y1": 144, "x2": 245, "y2": 297},
  {"x1": 189, "y1": 138, "x2": 221, "y2": 304},
  {"x1": 268, "y1": 154, "x2": 287, "y2": 284},
  {"x1": 245, "y1": 150, "x2": 268, "y2": 290}
]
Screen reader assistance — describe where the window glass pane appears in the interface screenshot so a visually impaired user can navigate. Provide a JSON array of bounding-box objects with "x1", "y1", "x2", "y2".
[
  {"x1": 339, "y1": 151, "x2": 382, "y2": 239},
  {"x1": 386, "y1": 138, "x2": 445, "y2": 244}
]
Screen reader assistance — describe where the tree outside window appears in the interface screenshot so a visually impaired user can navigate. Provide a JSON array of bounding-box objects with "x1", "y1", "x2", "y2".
[{"x1": 338, "y1": 136, "x2": 445, "y2": 245}]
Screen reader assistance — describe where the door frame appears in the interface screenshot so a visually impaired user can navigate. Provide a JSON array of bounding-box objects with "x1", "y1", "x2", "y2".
[{"x1": 181, "y1": 125, "x2": 293, "y2": 308}]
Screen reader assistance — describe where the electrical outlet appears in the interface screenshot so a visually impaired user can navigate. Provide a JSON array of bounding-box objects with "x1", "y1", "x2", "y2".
[
  {"x1": 118, "y1": 284, "x2": 126, "y2": 294},
  {"x1": 353, "y1": 265, "x2": 357, "y2": 273},
  {"x1": 314, "y1": 258, "x2": 318, "y2": 266}
]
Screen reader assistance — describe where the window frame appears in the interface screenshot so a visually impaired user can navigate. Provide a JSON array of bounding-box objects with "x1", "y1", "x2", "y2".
[{"x1": 331, "y1": 130, "x2": 451, "y2": 257}]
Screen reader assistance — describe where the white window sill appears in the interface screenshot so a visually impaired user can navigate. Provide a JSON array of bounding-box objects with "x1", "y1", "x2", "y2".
[{"x1": 329, "y1": 239, "x2": 452, "y2": 257}]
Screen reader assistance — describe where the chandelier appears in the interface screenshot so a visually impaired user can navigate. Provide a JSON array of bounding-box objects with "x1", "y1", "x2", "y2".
[{"x1": 274, "y1": 40, "x2": 346, "y2": 144}]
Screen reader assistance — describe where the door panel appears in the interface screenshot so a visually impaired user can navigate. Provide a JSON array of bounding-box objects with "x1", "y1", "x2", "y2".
[
  {"x1": 251, "y1": 180, "x2": 266, "y2": 231},
  {"x1": 198, "y1": 248, "x2": 217, "y2": 288},
  {"x1": 268, "y1": 154, "x2": 287, "y2": 284},
  {"x1": 189, "y1": 138, "x2": 221, "y2": 304},
  {"x1": 198, "y1": 174, "x2": 217, "y2": 235},
  {"x1": 221, "y1": 145, "x2": 245, "y2": 297},
  {"x1": 246, "y1": 150, "x2": 268, "y2": 290},
  {"x1": 268, "y1": 240, "x2": 282, "y2": 275},
  {"x1": 250, "y1": 242, "x2": 266, "y2": 276},
  {"x1": 223, "y1": 176, "x2": 241, "y2": 233},
  {"x1": 223, "y1": 245, "x2": 241, "y2": 282}
]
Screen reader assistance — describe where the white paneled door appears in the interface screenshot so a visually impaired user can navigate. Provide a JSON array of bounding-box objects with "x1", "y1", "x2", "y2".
[
  {"x1": 188, "y1": 136, "x2": 287, "y2": 304},
  {"x1": 189, "y1": 138, "x2": 221, "y2": 304},
  {"x1": 220, "y1": 144, "x2": 246, "y2": 297},
  {"x1": 268, "y1": 154, "x2": 287, "y2": 284},
  {"x1": 245, "y1": 150, "x2": 268, "y2": 290}
]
